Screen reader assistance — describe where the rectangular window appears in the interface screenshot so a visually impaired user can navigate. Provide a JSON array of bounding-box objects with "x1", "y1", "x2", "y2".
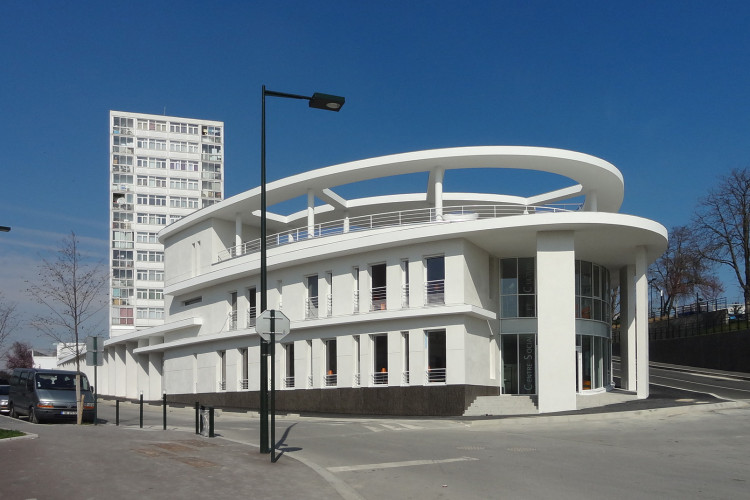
[
  {"x1": 401, "y1": 259, "x2": 410, "y2": 308},
  {"x1": 324, "y1": 339, "x2": 337, "y2": 387},
  {"x1": 306, "y1": 275, "x2": 318, "y2": 319},
  {"x1": 138, "y1": 119, "x2": 166, "y2": 132},
  {"x1": 240, "y1": 348, "x2": 249, "y2": 390},
  {"x1": 247, "y1": 287, "x2": 257, "y2": 327},
  {"x1": 425, "y1": 256, "x2": 445, "y2": 305},
  {"x1": 136, "y1": 250, "x2": 164, "y2": 262},
  {"x1": 169, "y1": 160, "x2": 199, "y2": 171},
  {"x1": 372, "y1": 334, "x2": 388, "y2": 385},
  {"x1": 427, "y1": 330, "x2": 447, "y2": 383},
  {"x1": 284, "y1": 343, "x2": 295, "y2": 388},
  {"x1": 500, "y1": 258, "x2": 536, "y2": 318},
  {"x1": 402, "y1": 332, "x2": 410, "y2": 384},
  {"x1": 136, "y1": 232, "x2": 159, "y2": 244},
  {"x1": 218, "y1": 350, "x2": 226, "y2": 390},
  {"x1": 229, "y1": 291, "x2": 237, "y2": 330},
  {"x1": 137, "y1": 157, "x2": 166, "y2": 169},
  {"x1": 136, "y1": 213, "x2": 167, "y2": 225},
  {"x1": 370, "y1": 263, "x2": 386, "y2": 311},
  {"x1": 353, "y1": 266, "x2": 360, "y2": 314}
]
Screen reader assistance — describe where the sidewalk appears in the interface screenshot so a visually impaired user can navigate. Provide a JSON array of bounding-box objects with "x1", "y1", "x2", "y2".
[{"x1": 0, "y1": 412, "x2": 340, "y2": 500}]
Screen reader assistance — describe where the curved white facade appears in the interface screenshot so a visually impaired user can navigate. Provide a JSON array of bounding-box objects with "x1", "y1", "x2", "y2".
[{"x1": 94, "y1": 146, "x2": 667, "y2": 415}]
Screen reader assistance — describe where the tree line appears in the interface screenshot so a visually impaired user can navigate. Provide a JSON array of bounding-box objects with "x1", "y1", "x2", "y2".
[{"x1": 649, "y1": 168, "x2": 750, "y2": 317}]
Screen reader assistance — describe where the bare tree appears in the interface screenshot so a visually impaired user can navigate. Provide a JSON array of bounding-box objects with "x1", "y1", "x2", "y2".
[
  {"x1": 649, "y1": 226, "x2": 723, "y2": 317},
  {"x1": 6, "y1": 341, "x2": 33, "y2": 370},
  {"x1": 692, "y1": 168, "x2": 750, "y2": 311},
  {"x1": 0, "y1": 291, "x2": 19, "y2": 352},
  {"x1": 26, "y1": 231, "x2": 107, "y2": 423}
]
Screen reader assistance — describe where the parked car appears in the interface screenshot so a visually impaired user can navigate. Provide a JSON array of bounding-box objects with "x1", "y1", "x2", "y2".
[
  {"x1": 0, "y1": 385, "x2": 9, "y2": 414},
  {"x1": 8, "y1": 369, "x2": 95, "y2": 424}
]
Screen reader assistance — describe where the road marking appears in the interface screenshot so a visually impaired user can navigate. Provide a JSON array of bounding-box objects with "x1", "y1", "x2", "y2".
[
  {"x1": 328, "y1": 456, "x2": 478, "y2": 473},
  {"x1": 652, "y1": 375, "x2": 750, "y2": 393}
]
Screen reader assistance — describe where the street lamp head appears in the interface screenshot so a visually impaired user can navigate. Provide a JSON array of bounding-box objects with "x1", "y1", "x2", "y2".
[{"x1": 309, "y1": 92, "x2": 345, "y2": 111}]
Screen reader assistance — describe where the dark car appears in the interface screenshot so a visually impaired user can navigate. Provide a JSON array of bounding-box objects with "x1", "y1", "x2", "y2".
[{"x1": 8, "y1": 368, "x2": 95, "y2": 424}]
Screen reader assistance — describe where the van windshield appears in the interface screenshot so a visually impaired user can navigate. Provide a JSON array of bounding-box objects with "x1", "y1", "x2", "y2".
[{"x1": 35, "y1": 373, "x2": 90, "y2": 391}]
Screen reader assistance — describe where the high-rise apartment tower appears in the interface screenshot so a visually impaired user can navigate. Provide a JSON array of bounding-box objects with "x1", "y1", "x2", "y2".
[{"x1": 109, "y1": 111, "x2": 224, "y2": 338}]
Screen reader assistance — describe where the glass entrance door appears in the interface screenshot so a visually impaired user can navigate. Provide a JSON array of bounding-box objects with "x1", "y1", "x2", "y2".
[{"x1": 501, "y1": 334, "x2": 536, "y2": 394}]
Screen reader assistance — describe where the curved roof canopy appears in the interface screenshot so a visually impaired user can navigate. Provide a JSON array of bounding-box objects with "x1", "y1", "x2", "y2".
[{"x1": 162, "y1": 146, "x2": 625, "y2": 237}]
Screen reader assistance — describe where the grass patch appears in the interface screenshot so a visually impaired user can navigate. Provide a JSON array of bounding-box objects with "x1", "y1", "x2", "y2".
[{"x1": 0, "y1": 428, "x2": 25, "y2": 439}]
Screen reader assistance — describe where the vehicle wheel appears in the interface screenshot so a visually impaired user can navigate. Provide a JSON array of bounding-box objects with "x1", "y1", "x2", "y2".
[
  {"x1": 30, "y1": 407, "x2": 41, "y2": 424},
  {"x1": 9, "y1": 404, "x2": 18, "y2": 419}
]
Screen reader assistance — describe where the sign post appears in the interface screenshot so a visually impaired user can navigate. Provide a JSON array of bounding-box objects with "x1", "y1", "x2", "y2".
[
  {"x1": 256, "y1": 310, "x2": 290, "y2": 462},
  {"x1": 85, "y1": 336, "x2": 103, "y2": 425}
]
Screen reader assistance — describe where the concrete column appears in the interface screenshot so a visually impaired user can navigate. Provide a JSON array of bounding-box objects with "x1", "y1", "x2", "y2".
[
  {"x1": 536, "y1": 231, "x2": 576, "y2": 413},
  {"x1": 248, "y1": 344, "x2": 261, "y2": 391},
  {"x1": 115, "y1": 344, "x2": 127, "y2": 398},
  {"x1": 235, "y1": 213, "x2": 242, "y2": 248},
  {"x1": 125, "y1": 343, "x2": 138, "y2": 399},
  {"x1": 620, "y1": 265, "x2": 637, "y2": 391},
  {"x1": 433, "y1": 167, "x2": 445, "y2": 220},
  {"x1": 137, "y1": 339, "x2": 149, "y2": 398},
  {"x1": 635, "y1": 246, "x2": 649, "y2": 399},
  {"x1": 307, "y1": 189, "x2": 315, "y2": 238}
]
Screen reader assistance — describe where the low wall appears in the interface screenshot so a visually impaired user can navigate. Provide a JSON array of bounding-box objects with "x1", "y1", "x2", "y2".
[
  {"x1": 168, "y1": 384, "x2": 500, "y2": 416},
  {"x1": 649, "y1": 330, "x2": 750, "y2": 373}
]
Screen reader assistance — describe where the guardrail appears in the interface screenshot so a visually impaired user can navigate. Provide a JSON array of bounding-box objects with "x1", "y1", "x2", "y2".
[{"x1": 217, "y1": 203, "x2": 580, "y2": 262}]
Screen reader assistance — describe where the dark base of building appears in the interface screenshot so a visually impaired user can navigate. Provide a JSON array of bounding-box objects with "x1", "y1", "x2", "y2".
[{"x1": 168, "y1": 385, "x2": 500, "y2": 417}]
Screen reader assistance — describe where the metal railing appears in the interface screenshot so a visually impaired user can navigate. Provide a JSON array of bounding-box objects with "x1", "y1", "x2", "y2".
[
  {"x1": 371, "y1": 286, "x2": 386, "y2": 311},
  {"x1": 427, "y1": 368, "x2": 446, "y2": 383},
  {"x1": 247, "y1": 308, "x2": 257, "y2": 328},
  {"x1": 324, "y1": 373, "x2": 337, "y2": 387},
  {"x1": 402, "y1": 371, "x2": 410, "y2": 384},
  {"x1": 305, "y1": 297, "x2": 319, "y2": 319},
  {"x1": 240, "y1": 378, "x2": 248, "y2": 390},
  {"x1": 353, "y1": 290, "x2": 359, "y2": 314},
  {"x1": 326, "y1": 293, "x2": 333, "y2": 317},
  {"x1": 284, "y1": 376, "x2": 295, "y2": 389},
  {"x1": 401, "y1": 284, "x2": 410, "y2": 308},
  {"x1": 228, "y1": 311, "x2": 238, "y2": 331},
  {"x1": 353, "y1": 373, "x2": 360, "y2": 386},
  {"x1": 372, "y1": 371, "x2": 388, "y2": 385},
  {"x1": 425, "y1": 280, "x2": 445, "y2": 305},
  {"x1": 217, "y1": 203, "x2": 581, "y2": 262},
  {"x1": 219, "y1": 380, "x2": 226, "y2": 391}
]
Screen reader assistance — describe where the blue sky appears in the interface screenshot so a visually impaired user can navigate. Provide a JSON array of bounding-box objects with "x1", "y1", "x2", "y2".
[{"x1": 1, "y1": 1, "x2": 749, "y2": 349}]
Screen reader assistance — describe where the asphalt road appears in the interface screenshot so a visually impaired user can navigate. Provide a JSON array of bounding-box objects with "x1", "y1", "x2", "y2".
[{"x1": 6, "y1": 363, "x2": 750, "y2": 500}]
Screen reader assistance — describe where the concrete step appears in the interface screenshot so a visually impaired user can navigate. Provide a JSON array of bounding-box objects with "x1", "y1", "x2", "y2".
[{"x1": 463, "y1": 395, "x2": 538, "y2": 416}]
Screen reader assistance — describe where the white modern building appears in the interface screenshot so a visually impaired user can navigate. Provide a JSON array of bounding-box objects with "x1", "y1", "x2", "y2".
[
  {"x1": 109, "y1": 111, "x2": 224, "y2": 338},
  {"x1": 97, "y1": 146, "x2": 667, "y2": 416}
]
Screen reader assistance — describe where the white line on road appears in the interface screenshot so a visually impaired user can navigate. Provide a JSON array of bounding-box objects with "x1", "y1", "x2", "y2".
[{"x1": 328, "y1": 456, "x2": 479, "y2": 473}]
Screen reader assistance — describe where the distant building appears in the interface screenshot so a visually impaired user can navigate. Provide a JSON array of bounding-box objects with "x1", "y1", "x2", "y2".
[
  {"x1": 109, "y1": 111, "x2": 224, "y2": 339},
  {"x1": 98, "y1": 146, "x2": 667, "y2": 416}
]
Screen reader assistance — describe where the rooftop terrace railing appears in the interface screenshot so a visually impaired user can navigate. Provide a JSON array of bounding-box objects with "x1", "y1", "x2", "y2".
[{"x1": 217, "y1": 203, "x2": 581, "y2": 262}]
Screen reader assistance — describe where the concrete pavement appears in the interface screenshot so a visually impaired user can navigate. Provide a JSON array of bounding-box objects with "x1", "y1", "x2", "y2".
[{"x1": 2, "y1": 363, "x2": 748, "y2": 500}]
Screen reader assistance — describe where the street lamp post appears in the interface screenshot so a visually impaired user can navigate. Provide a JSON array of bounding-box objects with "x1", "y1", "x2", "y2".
[{"x1": 259, "y1": 86, "x2": 345, "y2": 455}]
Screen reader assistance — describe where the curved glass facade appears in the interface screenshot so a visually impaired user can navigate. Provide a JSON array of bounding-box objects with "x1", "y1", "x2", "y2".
[{"x1": 500, "y1": 257, "x2": 612, "y2": 392}]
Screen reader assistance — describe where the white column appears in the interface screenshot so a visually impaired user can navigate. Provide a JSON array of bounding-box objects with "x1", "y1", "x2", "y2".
[
  {"x1": 235, "y1": 213, "x2": 242, "y2": 248},
  {"x1": 536, "y1": 231, "x2": 576, "y2": 413},
  {"x1": 137, "y1": 339, "x2": 149, "y2": 398},
  {"x1": 635, "y1": 246, "x2": 649, "y2": 399},
  {"x1": 620, "y1": 265, "x2": 637, "y2": 391},
  {"x1": 115, "y1": 344, "x2": 127, "y2": 398},
  {"x1": 343, "y1": 210, "x2": 350, "y2": 233},
  {"x1": 433, "y1": 167, "x2": 444, "y2": 220},
  {"x1": 307, "y1": 189, "x2": 315, "y2": 238}
]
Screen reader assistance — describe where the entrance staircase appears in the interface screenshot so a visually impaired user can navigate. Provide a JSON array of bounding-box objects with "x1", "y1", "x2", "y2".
[{"x1": 463, "y1": 395, "x2": 538, "y2": 416}]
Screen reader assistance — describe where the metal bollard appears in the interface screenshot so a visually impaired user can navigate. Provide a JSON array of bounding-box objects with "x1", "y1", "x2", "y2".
[
  {"x1": 208, "y1": 407, "x2": 215, "y2": 438},
  {"x1": 162, "y1": 393, "x2": 167, "y2": 430},
  {"x1": 195, "y1": 402, "x2": 200, "y2": 435},
  {"x1": 116, "y1": 399, "x2": 120, "y2": 426},
  {"x1": 139, "y1": 393, "x2": 144, "y2": 428}
]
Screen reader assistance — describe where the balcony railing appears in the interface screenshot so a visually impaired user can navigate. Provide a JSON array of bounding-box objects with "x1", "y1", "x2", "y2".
[
  {"x1": 373, "y1": 371, "x2": 388, "y2": 385},
  {"x1": 402, "y1": 371, "x2": 410, "y2": 384},
  {"x1": 305, "y1": 297, "x2": 319, "y2": 319},
  {"x1": 240, "y1": 378, "x2": 248, "y2": 390},
  {"x1": 326, "y1": 294, "x2": 333, "y2": 317},
  {"x1": 219, "y1": 380, "x2": 226, "y2": 391},
  {"x1": 401, "y1": 284, "x2": 410, "y2": 308},
  {"x1": 427, "y1": 368, "x2": 446, "y2": 383},
  {"x1": 324, "y1": 373, "x2": 337, "y2": 387},
  {"x1": 371, "y1": 286, "x2": 386, "y2": 311},
  {"x1": 247, "y1": 308, "x2": 257, "y2": 328},
  {"x1": 228, "y1": 311, "x2": 238, "y2": 331},
  {"x1": 217, "y1": 203, "x2": 581, "y2": 263},
  {"x1": 284, "y1": 376, "x2": 295, "y2": 389},
  {"x1": 353, "y1": 290, "x2": 359, "y2": 314},
  {"x1": 425, "y1": 280, "x2": 445, "y2": 305}
]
